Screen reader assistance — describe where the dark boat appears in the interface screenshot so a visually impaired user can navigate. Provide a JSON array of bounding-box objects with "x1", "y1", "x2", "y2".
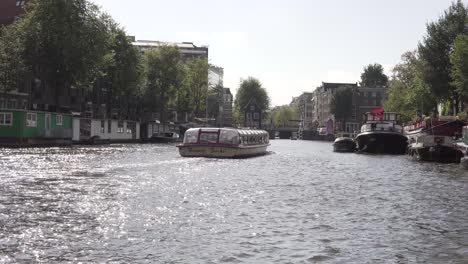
[
  {"x1": 355, "y1": 110, "x2": 408, "y2": 154},
  {"x1": 333, "y1": 137, "x2": 356, "y2": 152},
  {"x1": 150, "y1": 132, "x2": 180, "y2": 143},
  {"x1": 407, "y1": 135, "x2": 463, "y2": 163}
]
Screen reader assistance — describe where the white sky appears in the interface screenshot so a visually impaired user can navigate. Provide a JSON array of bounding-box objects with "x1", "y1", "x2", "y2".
[{"x1": 91, "y1": 0, "x2": 457, "y2": 106}]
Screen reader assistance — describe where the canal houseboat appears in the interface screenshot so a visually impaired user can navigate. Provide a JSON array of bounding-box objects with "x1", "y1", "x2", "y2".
[
  {"x1": 177, "y1": 128, "x2": 270, "y2": 158},
  {"x1": 407, "y1": 134, "x2": 463, "y2": 163},
  {"x1": 404, "y1": 117, "x2": 464, "y2": 143},
  {"x1": 405, "y1": 117, "x2": 464, "y2": 163},
  {"x1": 0, "y1": 109, "x2": 73, "y2": 147},
  {"x1": 355, "y1": 110, "x2": 408, "y2": 154},
  {"x1": 72, "y1": 118, "x2": 140, "y2": 144}
]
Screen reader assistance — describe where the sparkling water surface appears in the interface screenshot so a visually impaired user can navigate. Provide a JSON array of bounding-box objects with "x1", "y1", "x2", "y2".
[{"x1": 1, "y1": 140, "x2": 468, "y2": 263}]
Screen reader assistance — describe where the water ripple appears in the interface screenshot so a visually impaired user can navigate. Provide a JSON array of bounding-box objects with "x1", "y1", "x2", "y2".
[{"x1": 1, "y1": 141, "x2": 468, "y2": 263}]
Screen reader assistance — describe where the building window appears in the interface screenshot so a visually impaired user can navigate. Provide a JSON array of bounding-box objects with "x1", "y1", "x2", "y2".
[
  {"x1": 22, "y1": 100, "x2": 28, "y2": 109},
  {"x1": 117, "y1": 121, "x2": 124, "y2": 133},
  {"x1": 8, "y1": 100, "x2": 17, "y2": 109},
  {"x1": 26, "y1": 112, "x2": 37, "y2": 127},
  {"x1": 0, "y1": 99, "x2": 4, "y2": 109},
  {"x1": 56, "y1": 115, "x2": 63, "y2": 126},
  {"x1": 108, "y1": 120, "x2": 112, "y2": 133},
  {"x1": 101, "y1": 120, "x2": 105, "y2": 133},
  {"x1": 253, "y1": 113, "x2": 260, "y2": 120},
  {"x1": 0, "y1": 112, "x2": 13, "y2": 126}
]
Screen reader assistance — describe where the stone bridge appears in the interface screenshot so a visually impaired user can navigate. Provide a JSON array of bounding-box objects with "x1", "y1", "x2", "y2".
[{"x1": 264, "y1": 126, "x2": 298, "y2": 139}]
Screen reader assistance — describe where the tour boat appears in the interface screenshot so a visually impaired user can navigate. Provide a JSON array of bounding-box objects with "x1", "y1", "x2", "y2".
[
  {"x1": 177, "y1": 128, "x2": 270, "y2": 158},
  {"x1": 407, "y1": 135, "x2": 463, "y2": 163},
  {"x1": 333, "y1": 137, "x2": 356, "y2": 152},
  {"x1": 355, "y1": 110, "x2": 408, "y2": 154}
]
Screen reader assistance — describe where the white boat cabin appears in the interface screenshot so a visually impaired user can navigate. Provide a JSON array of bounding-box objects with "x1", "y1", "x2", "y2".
[
  {"x1": 360, "y1": 112, "x2": 403, "y2": 134},
  {"x1": 183, "y1": 128, "x2": 269, "y2": 146}
]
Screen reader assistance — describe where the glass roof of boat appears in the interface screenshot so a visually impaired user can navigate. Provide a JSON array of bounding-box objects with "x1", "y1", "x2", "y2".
[{"x1": 191, "y1": 128, "x2": 268, "y2": 136}]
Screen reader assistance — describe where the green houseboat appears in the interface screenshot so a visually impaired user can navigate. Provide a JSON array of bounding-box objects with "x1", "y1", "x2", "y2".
[{"x1": 0, "y1": 109, "x2": 73, "y2": 147}]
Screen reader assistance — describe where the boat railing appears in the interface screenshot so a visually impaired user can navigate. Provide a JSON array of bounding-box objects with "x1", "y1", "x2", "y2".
[{"x1": 361, "y1": 124, "x2": 403, "y2": 133}]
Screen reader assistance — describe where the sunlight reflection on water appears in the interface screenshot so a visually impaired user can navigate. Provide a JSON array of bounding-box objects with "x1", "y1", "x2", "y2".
[{"x1": 1, "y1": 141, "x2": 468, "y2": 263}]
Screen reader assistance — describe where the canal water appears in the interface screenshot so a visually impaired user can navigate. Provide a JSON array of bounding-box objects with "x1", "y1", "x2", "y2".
[{"x1": 0, "y1": 140, "x2": 468, "y2": 263}]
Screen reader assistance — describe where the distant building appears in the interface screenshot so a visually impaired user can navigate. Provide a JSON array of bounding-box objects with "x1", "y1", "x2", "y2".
[
  {"x1": 221, "y1": 88, "x2": 233, "y2": 127},
  {"x1": 243, "y1": 98, "x2": 262, "y2": 128},
  {"x1": 209, "y1": 66, "x2": 224, "y2": 88},
  {"x1": 296, "y1": 92, "x2": 314, "y2": 136},
  {"x1": 0, "y1": 0, "x2": 31, "y2": 26},
  {"x1": 132, "y1": 40, "x2": 208, "y2": 61},
  {"x1": 312, "y1": 82, "x2": 358, "y2": 128}
]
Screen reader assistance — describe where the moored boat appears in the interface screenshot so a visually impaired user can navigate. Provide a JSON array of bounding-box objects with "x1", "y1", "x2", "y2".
[
  {"x1": 333, "y1": 137, "x2": 356, "y2": 152},
  {"x1": 355, "y1": 110, "x2": 407, "y2": 154},
  {"x1": 150, "y1": 131, "x2": 180, "y2": 143},
  {"x1": 407, "y1": 135, "x2": 463, "y2": 163},
  {"x1": 177, "y1": 128, "x2": 270, "y2": 158}
]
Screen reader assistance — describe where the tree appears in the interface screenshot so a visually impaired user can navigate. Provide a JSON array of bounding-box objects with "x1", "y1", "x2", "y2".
[
  {"x1": 99, "y1": 21, "x2": 143, "y2": 118},
  {"x1": 234, "y1": 77, "x2": 270, "y2": 121},
  {"x1": 18, "y1": 0, "x2": 110, "y2": 111},
  {"x1": 384, "y1": 50, "x2": 437, "y2": 122},
  {"x1": 360, "y1": 63, "x2": 388, "y2": 87},
  {"x1": 418, "y1": 0, "x2": 468, "y2": 113},
  {"x1": 0, "y1": 25, "x2": 24, "y2": 96},
  {"x1": 143, "y1": 45, "x2": 184, "y2": 131},
  {"x1": 450, "y1": 34, "x2": 468, "y2": 98},
  {"x1": 330, "y1": 87, "x2": 353, "y2": 131},
  {"x1": 186, "y1": 58, "x2": 209, "y2": 117},
  {"x1": 273, "y1": 105, "x2": 297, "y2": 126}
]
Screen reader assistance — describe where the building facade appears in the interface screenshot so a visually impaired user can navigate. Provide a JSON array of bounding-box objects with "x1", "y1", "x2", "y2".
[
  {"x1": 296, "y1": 92, "x2": 314, "y2": 137},
  {"x1": 221, "y1": 88, "x2": 233, "y2": 127},
  {"x1": 312, "y1": 82, "x2": 358, "y2": 129},
  {"x1": 132, "y1": 40, "x2": 208, "y2": 61},
  {"x1": 0, "y1": 0, "x2": 31, "y2": 26}
]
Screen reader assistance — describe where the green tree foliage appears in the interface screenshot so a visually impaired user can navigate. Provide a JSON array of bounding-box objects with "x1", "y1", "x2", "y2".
[
  {"x1": 384, "y1": 51, "x2": 437, "y2": 122},
  {"x1": 273, "y1": 105, "x2": 297, "y2": 126},
  {"x1": 175, "y1": 65, "x2": 192, "y2": 115},
  {"x1": 450, "y1": 34, "x2": 468, "y2": 98},
  {"x1": 234, "y1": 77, "x2": 270, "y2": 115},
  {"x1": 143, "y1": 45, "x2": 184, "y2": 127},
  {"x1": 206, "y1": 83, "x2": 224, "y2": 120},
  {"x1": 186, "y1": 58, "x2": 209, "y2": 117},
  {"x1": 418, "y1": 0, "x2": 468, "y2": 112},
  {"x1": 18, "y1": 0, "x2": 110, "y2": 109},
  {"x1": 0, "y1": 25, "x2": 24, "y2": 94},
  {"x1": 360, "y1": 63, "x2": 389, "y2": 87},
  {"x1": 330, "y1": 87, "x2": 353, "y2": 130}
]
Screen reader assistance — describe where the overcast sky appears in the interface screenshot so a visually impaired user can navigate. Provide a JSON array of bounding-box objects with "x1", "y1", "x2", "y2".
[{"x1": 91, "y1": 0, "x2": 456, "y2": 106}]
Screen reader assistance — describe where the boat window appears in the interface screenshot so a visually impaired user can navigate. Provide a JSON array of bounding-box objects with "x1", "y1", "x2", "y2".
[
  {"x1": 183, "y1": 129, "x2": 199, "y2": 143},
  {"x1": 199, "y1": 132, "x2": 218, "y2": 144},
  {"x1": 219, "y1": 130, "x2": 238, "y2": 144}
]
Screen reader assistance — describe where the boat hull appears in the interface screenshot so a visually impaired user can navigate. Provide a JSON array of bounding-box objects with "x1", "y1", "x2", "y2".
[
  {"x1": 408, "y1": 145, "x2": 463, "y2": 163},
  {"x1": 355, "y1": 132, "x2": 407, "y2": 154},
  {"x1": 333, "y1": 138, "x2": 356, "y2": 152},
  {"x1": 177, "y1": 144, "x2": 268, "y2": 158},
  {"x1": 150, "y1": 136, "x2": 178, "y2": 143}
]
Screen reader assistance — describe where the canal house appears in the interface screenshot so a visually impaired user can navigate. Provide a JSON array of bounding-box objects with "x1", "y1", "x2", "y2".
[
  {"x1": 0, "y1": 109, "x2": 73, "y2": 146},
  {"x1": 243, "y1": 98, "x2": 262, "y2": 128}
]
